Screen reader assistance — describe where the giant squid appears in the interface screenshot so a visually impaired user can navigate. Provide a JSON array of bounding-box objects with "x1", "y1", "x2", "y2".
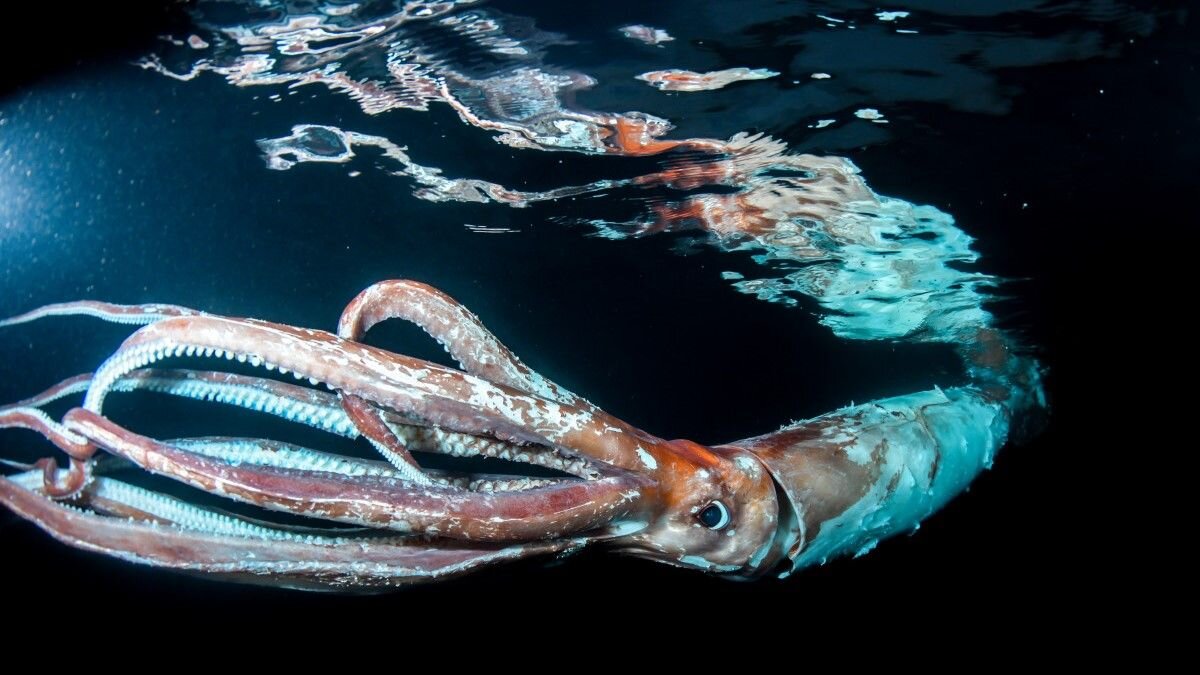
[{"x1": 0, "y1": 279, "x2": 1041, "y2": 590}]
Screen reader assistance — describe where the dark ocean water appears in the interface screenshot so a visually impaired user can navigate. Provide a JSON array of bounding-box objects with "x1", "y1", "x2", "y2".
[{"x1": 0, "y1": 1, "x2": 1192, "y2": 629}]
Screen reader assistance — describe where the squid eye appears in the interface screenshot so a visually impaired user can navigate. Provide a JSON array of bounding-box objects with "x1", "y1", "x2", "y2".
[{"x1": 698, "y1": 501, "x2": 730, "y2": 530}]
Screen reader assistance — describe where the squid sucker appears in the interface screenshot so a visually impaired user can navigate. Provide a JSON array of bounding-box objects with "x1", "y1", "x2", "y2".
[{"x1": 0, "y1": 280, "x2": 1042, "y2": 590}]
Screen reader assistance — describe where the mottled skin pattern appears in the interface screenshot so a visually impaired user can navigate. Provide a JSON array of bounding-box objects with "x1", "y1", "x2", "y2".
[{"x1": 0, "y1": 281, "x2": 1034, "y2": 589}]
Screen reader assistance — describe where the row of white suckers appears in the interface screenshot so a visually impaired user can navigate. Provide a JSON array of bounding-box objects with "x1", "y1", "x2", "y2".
[
  {"x1": 169, "y1": 438, "x2": 559, "y2": 493},
  {"x1": 10, "y1": 469, "x2": 355, "y2": 544},
  {"x1": 83, "y1": 340, "x2": 598, "y2": 481}
]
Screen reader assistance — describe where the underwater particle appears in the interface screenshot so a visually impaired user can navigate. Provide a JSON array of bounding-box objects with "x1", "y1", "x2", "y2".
[
  {"x1": 876, "y1": 11, "x2": 910, "y2": 22},
  {"x1": 636, "y1": 68, "x2": 779, "y2": 92},
  {"x1": 854, "y1": 108, "x2": 885, "y2": 121},
  {"x1": 811, "y1": 73, "x2": 831, "y2": 79},
  {"x1": 619, "y1": 25, "x2": 674, "y2": 45},
  {"x1": 720, "y1": 271, "x2": 744, "y2": 280},
  {"x1": 810, "y1": 119, "x2": 836, "y2": 129},
  {"x1": 896, "y1": 29, "x2": 919, "y2": 34},
  {"x1": 817, "y1": 15, "x2": 844, "y2": 24},
  {"x1": 187, "y1": 35, "x2": 209, "y2": 49}
]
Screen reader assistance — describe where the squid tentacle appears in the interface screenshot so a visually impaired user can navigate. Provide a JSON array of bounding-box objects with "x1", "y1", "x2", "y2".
[
  {"x1": 0, "y1": 469, "x2": 584, "y2": 590},
  {"x1": 0, "y1": 300, "x2": 428, "y2": 466},
  {"x1": 58, "y1": 408, "x2": 650, "y2": 541},
  {"x1": 0, "y1": 300, "x2": 202, "y2": 328},
  {"x1": 0, "y1": 398, "x2": 96, "y2": 498},
  {"x1": 32, "y1": 458, "x2": 92, "y2": 498},
  {"x1": 3, "y1": 373, "x2": 93, "y2": 408},
  {"x1": 83, "y1": 315, "x2": 663, "y2": 472},
  {"x1": 338, "y1": 280, "x2": 596, "y2": 412},
  {"x1": 0, "y1": 405, "x2": 91, "y2": 458},
  {"x1": 164, "y1": 437, "x2": 569, "y2": 492},
  {"x1": 4, "y1": 370, "x2": 600, "y2": 482},
  {"x1": 3, "y1": 292, "x2": 657, "y2": 473},
  {"x1": 340, "y1": 393, "x2": 433, "y2": 485},
  {"x1": 117, "y1": 369, "x2": 359, "y2": 435}
]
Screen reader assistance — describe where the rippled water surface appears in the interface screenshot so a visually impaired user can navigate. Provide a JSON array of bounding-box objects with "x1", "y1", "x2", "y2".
[{"x1": 0, "y1": 1, "x2": 1192, "y2": 614}]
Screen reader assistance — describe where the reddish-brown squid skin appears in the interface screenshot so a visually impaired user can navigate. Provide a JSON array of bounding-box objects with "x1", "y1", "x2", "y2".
[
  {"x1": 0, "y1": 405, "x2": 94, "y2": 496},
  {"x1": 310, "y1": 300, "x2": 787, "y2": 571},
  {"x1": 91, "y1": 312, "x2": 786, "y2": 564},
  {"x1": 0, "y1": 280, "x2": 1033, "y2": 587},
  {"x1": 111, "y1": 314, "x2": 667, "y2": 474},
  {"x1": 0, "y1": 283, "x2": 790, "y2": 583},
  {"x1": 340, "y1": 393, "x2": 426, "y2": 475},
  {"x1": 0, "y1": 473, "x2": 586, "y2": 590},
  {"x1": 337, "y1": 280, "x2": 598, "y2": 414},
  {"x1": 612, "y1": 439, "x2": 787, "y2": 577},
  {"x1": 65, "y1": 408, "x2": 653, "y2": 542}
]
